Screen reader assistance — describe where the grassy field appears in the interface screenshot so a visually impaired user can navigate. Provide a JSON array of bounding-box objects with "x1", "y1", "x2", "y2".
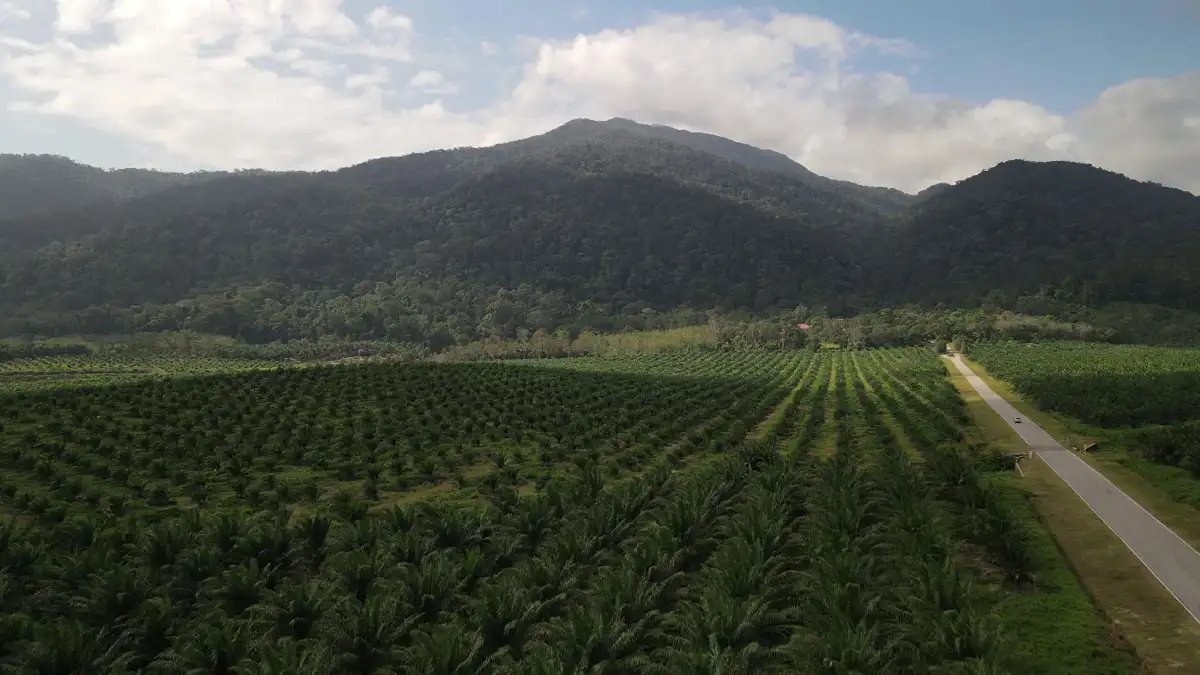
[{"x1": 0, "y1": 347, "x2": 1146, "y2": 673}]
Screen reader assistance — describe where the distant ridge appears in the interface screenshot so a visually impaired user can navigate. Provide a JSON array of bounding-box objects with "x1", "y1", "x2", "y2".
[{"x1": 1, "y1": 121, "x2": 1197, "y2": 345}]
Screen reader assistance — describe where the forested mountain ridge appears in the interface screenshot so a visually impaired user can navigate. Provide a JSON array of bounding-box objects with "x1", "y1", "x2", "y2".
[
  {"x1": 0, "y1": 154, "x2": 237, "y2": 221},
  {"x1": 886, "y1": 160, "x2": 1200, "y2": 310},
  {"x1": 326, "y1": 119, "x2": 894, "y2": 221},
  {"x1": 0, "y1": 120, "x2": 882, "y2": 260},
  {"x1": 519, "y1": 118, "x2": 915, "y2": 214},
  {"x1": 566, "y1": 118, "x2": 912, "y2": 212},
  {"x1": 0, "y1": 156, "x2": 870, "y2": 338},
  {"x1": 0, "y1": 119, "x2": 1197, "y2": 347},
  {"x1": 0, "y1": 170, "x2": 315, "y2": 254}
]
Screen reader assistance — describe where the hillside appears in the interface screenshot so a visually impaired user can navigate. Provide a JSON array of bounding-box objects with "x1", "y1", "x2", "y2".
[
  {"x1": 0, "y1": 154, "x2": 233, "y2": 220},
  {"x1": 524, "y1": 118, "x2": 915, "y2": 214},
  {"x1": 885, "y1": 160, "x2": 1200, "y2": 309},
  {"x1": 0, "y1": 121, "x2": 1198, "y2": 346}
]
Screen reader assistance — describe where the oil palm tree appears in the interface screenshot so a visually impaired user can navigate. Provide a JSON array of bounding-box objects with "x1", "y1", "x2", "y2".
[
  {"x1": 251, "y1": 579, "x2": 332, "y2": 641},
  {"x1": 396, "y1": 549, "x2": 468, "y2": 621},
  {"x1": 325, "y1": 593, "x2": 418, "y2": 674},
  {"x1": 151, "y1": 616, "x2": 245, "y2": 675},
  {"x1": 524, "y1": 591, "x2": 648, "y2": 675},
  {"x1": 234, "y1": 638, "x2": 336, "y2": 675},
  {"x1": 394, "y1": 623, "x2": 488, "y2": 675},
  {"x1": 7, "y1": 617, "x2": 131, "y2": 675}
]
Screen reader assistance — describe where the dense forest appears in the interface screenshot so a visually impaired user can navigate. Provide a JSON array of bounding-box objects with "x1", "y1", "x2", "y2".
[
  {"x1": 1, "y1": 118, "x2": 1198, "y2": 348},
  {"x1": 0, "y1": 154, "x2": 236, "y2": 220}
]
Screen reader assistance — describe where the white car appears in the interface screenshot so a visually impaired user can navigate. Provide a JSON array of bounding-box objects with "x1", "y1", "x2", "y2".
[{"x1": 1014, "y1": 416, "x2": 1022, "y2": 423}]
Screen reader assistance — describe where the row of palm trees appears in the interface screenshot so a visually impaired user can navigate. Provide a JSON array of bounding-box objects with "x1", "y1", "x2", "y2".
[
  {"x1": 2, "y1": 443, "x2": 1021, "y2": 673},
  {"x1": 1, "y1": 348, "x2": 1036, "y2": 673},
  {"x1": 857, "y1": 350, "x2": 1036, "y2": 584},
  {"x1": 821, "y1": 352, "x2": 1013, "y2": 672},
  {"x1": 1, "y1": 457, "x2": 677, "y2": 672},
  {"x1": 0, "y1": 351, "x2": 812, "y2": 524}
]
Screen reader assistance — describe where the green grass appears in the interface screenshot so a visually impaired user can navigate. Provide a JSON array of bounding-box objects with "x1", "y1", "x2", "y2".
[
  {"x1": 946, "y1": 356, "x2": 1200, "y2": 673},
  {"x1": 987, "y1": 472, "x2": 1142, "y2": 675},
  {"x1": 962, "y1": 356, "x2": 1200, "y2": 554},
  {"x1": 1104, "y1": 456, "x2": 1200, "y2": 508}
]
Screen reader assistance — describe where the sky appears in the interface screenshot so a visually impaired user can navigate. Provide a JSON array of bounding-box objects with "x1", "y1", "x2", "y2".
[{"x1": 0, "y1": 0, "x2": 1196, "y2": 194}]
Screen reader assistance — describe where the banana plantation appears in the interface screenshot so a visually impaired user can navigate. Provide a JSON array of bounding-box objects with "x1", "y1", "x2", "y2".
[{"x1": 0, "y1": 347, "x2": 1139, "y2": 673}]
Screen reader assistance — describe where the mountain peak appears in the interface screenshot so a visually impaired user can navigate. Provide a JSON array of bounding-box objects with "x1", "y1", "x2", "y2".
[
  {"x1": 538, "y1": 117, "x2": 914, "y2": 213},
  {"x1": 944, "y1": 158, "x2": 1199, "y2": 203}
]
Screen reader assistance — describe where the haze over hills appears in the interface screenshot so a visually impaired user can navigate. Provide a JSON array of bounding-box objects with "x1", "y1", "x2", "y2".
[
  {"x1": 1, "y1": 118, "x2": 1197, "y2": 346},
  {"x1": 0, "y1": 154, "x2": 233, "y2": 221}
]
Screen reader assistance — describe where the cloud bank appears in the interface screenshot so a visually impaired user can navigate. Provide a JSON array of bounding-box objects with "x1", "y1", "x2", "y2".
[{"x1": 1, "y1": 0, "x2": 1197, "y2": 193}]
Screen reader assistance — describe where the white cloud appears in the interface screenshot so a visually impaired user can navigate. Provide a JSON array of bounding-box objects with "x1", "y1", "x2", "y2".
[
  {"x1": 408, "y1": 69, "x2": 457, "y2": 94},
  {"x1": 0, "y1": 4, "x2": 1196, "y2": 193},
  {"x1": 0, "y1": 1, "x2": 31, "y2": 21},
  {"x1": 1070, "y1": 72, "x2": 1200, "y2": 190},
  {"x1": 409, "y1": 69, "x2": 443, "y2": 87},
  {"x1": 289, "y1": 59, "x2": 343, "y2": 79},
  {"x1": 54, "y1": 0, "x2": 105, "y2": 33},
  {"x1": 348, "y1": 67, "x2": 389, "y2": 90},
  {"x1": 366, "y1": 6, "x2": 412, "y2": 32}
]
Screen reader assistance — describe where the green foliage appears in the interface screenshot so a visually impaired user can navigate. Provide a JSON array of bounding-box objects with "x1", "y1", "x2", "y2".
[
  {"x1": 984, "y1": 474, "x2": 1140, "y2": 674},
  {"x1": 972, "y1": 341, "x2": 1200, "y2": 503},
  {"x1": 971, "y1": 341, "x2": 1200, "y2": 428},
  {"x1": 0, "y1": 353, "x2": 286, "y2": 395},
  {"x1": 3, "y1": 124, "x2": 1198, "y2": 350},
  {"x1": 0, "y1": 350, "x2": 807, "y2": 518},
  {"x1": 884, "y1": 159, "x2": 1200, "y2": 311},
  {"x1": 0, "y1": 153, "x2": 231, "y2": 221},
  {"x1": 0, "y1": 347, "x2": 1137, "y2": 673}
]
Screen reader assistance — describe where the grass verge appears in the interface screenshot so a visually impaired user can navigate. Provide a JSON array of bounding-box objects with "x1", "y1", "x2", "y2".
[
  {"x1": 987, "y1": 472, "x2": 1142, "y2": 675},
  {"x1": 946, "y1": 359, "x2": 1200, "y2": 673},
  {"x1": 960, "y1": 356, "x2": 1200, "y2": 552}
]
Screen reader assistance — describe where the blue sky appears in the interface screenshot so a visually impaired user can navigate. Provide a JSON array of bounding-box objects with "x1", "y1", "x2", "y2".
[
  {"x1": 378, "y1": 0, "x2": 1200, "y2": 113},
  {"x1": 0, "y1": 0, "x2": 1196, "y2": 192}
]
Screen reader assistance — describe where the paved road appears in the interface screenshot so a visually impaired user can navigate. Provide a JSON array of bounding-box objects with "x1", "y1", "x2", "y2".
[{"x1": 950, "y1": 354, "x2": 1200, "y2": 623}]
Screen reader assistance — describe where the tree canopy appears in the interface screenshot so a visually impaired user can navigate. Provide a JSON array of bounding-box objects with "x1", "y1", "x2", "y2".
[{"x1": 1, "y1": 120, "x2": 1197, "y2": 348}]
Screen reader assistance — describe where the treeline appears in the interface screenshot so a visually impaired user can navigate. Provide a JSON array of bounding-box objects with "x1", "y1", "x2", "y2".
[
  {"x1": 13, "y1": 277, "x2": 1200, "y2": 352},
  {"x1": 438, "y1": 306, "x2": 1117, "y2": 362},
  {"x1": 0, "y1": 279, "x2": 714, "y2": 350},
  {"x1": 0, "y1": 304, "x2": 1155, "y2": 365},
  {"x1": 1127, "y1": 422, "x2": 1200, "y2": 477},
  {"x1": 0, "y1": 333, "x2": 429, "y2": 363},
  {"x1": 0, "y1": 343, "x2": 91, "y2": 362}
]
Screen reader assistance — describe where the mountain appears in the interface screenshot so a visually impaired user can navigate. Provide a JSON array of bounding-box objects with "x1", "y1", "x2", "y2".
[
  {"x1": 0, "y1": 125, "x2": 876, "y2": 340},
  {"x1": 325, "y1": 117, "x2": 903, "y2": 221},
  {"x1": 885, "y1": 160, "x2": 1200, "y2": 310},
  {"x1": 0, "y1": 120, "x2": 1197, "y2": 346},
  {"x1": 0, "y1": 154, "x2": 233, "y2": 221},
  {"x1": 914, "y1": 183, "x2": 951, "y2": 201},
  {"x1": 558, "y1": 118, "x2": 915, "y2": 214}
]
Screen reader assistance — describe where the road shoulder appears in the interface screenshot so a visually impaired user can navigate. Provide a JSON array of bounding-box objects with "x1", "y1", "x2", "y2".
[
  {"x1": 957, "y1": 355, "x2": 1200, "y2": 554},
  {"x1": 944, "y1": 357, "x2": 1200, "y2": 673}
]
